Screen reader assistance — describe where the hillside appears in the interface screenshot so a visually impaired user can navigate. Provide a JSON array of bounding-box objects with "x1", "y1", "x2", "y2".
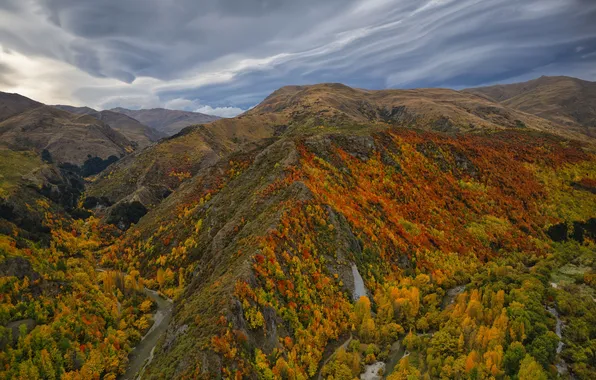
[
  {"x1": 0, "y1": 91, "x2": 43, "y2": 122},
  {"x1": 88, "y1": 83, "x2": 592, "y2": 214},
  {"x1": 86, "y1": 112, "x2": 285, "y2": 216},
  {"x1": 0, "y1": 104, "x2": 134, "y2": 167},
  {"x1": 55, "y1": 105, "x2": 166, "y2": 148},
  {"x1": 248, "y1": 83, "x2": 588, "y2": 139},
  {"x1": 111, "y1": 107, "x2": 221, "y2": 136},
  {"x1": 465, "y1": 76, "x2": 596, "y2": 137},
  {"x1": 0, "y1": 94, "x2": 138, "y2": 239},
  {"x1": 86, "y1": 82, "x2": 595, "y2": 378},
  {"x1": 1, "y1": 80, "x2": 595, "y2": 380}
]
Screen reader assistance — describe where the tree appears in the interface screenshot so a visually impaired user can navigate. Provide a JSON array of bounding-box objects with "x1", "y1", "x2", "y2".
[
  {"x1": 41, "y1": 149, "x2": 53, "y2": 164},
  {"x1": 529, "y1": 331, "x2": 559, "y2": 368},
  {"x1": 388, "y1": 357, "x2": 421, "y2": 380},
  {"x1": 156, "y1": 268, "x2": 166, "y2": 288},
  {"x1": 503, "y1": 342, "x2": 526, "y2": 376},
  {"x1": 518, "y1": 354, "x2": 547, "y2": 380},
  {"x1": 355, "y1": 296, "x2": 372, "y2": 324}
]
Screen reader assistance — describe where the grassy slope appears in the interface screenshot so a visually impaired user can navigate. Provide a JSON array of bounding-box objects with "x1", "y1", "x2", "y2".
[
  {"x1": 0, "y1": 149, "x2": 42, "y2": 198},
  {"x1": 465, "y1": 76, "x2": 596, "y2": 138},
  {"x1": 0, "y1": 105, "x2": 135, "y2": 166}
]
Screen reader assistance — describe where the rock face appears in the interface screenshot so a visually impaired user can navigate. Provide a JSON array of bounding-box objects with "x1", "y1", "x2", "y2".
[
  {"x1": 0, "y1": 256, "x2": 40, "y2": 281},
  {"x1": 105, "y1": 201, "x2": 148, "y2": 230}
]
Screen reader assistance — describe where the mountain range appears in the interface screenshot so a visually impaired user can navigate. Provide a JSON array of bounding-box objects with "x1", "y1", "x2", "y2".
[
  {"x1": 111, "y1": 107, "x2": 221, "y2": 136},
  {"x1": 54, "y1": 105, "x2": 167, "y2": 148},
  {"x1": 0, "y1": 76, "x2": 595, "y2": 379}
]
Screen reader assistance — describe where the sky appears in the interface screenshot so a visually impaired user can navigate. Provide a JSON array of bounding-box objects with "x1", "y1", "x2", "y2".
[{"x1": 0, "y1": 0, "x2": 595, "y2": 117}]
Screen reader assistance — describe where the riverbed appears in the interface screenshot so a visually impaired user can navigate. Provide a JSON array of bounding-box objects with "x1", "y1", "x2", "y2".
[
  {"x1": 546, "y1": 282, "x2": 572, "y2": 378},
  {"x1": 121, "y1": 288, "x2": 173, "y2": 380}
]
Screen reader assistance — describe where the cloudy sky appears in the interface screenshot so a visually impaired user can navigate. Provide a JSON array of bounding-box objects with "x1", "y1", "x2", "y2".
[{"x1": 0, "y1": 0, "x2": 595, "y2": 117}]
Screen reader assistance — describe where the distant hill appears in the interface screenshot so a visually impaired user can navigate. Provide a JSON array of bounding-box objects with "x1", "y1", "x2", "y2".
[
  {"x1": 246, "y1": 82, "x2": 586, "y2": 138},
  {"x1": 0, "y1": 92, "x2": 137, "y2": 238},
  {"x1": 0, "y1": 91, "x2": 43, "y2": 122},
  {"x1": 110, "y1": 107, "x2": 220, "y2": 136},
  {"x1": 55, "y1": 105, "x2": 166, "y2": 148},
  {"x1": 0, "y1": 92, "x2": 136, "y2": 169},
  {"x1": 0, "y1": 104, "x2": 134, "y2": 166},
  {"x1": 465, "y1": 76, "x2": 596, "y2": 137}
]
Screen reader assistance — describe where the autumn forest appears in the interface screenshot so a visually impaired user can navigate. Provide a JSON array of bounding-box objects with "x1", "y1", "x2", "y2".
[{"x1": 1, "y1": 77, "x2": 596, "y2": 380}]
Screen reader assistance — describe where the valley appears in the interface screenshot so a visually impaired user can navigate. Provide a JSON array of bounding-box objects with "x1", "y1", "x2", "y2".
[{"x1": 0, "y1": 76, "x2": 595, "y2": 379}]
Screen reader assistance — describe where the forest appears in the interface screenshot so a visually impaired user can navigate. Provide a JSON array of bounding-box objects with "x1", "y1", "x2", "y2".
[{"x1": 1, "y1": 127, "x2": 595, "y2": 380}]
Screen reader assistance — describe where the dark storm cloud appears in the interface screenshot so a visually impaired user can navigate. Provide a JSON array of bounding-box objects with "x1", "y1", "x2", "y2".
[
  {"x1": 0, "y1": 0, "x2": 595, "y2": 113},
  {"x1": 31, "y1": 0, "x2": 361, "y2": 82}
]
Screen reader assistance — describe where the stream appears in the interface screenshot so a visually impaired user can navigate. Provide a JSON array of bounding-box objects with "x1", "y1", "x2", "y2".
[
  {"x1": 546, "y1": 283, "x2": 572, "y2": 378},
  {"x1": 96, "y1": 269, "x2": 174, "y2": 380},
  {"x1": 121, "y1": 288, "x2": 174, "y2": 380}
]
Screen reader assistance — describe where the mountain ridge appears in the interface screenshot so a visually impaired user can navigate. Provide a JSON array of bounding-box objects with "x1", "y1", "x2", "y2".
[
  {"x1": 110, "y1": 107, "x2": 221, "y2": 136},
  {"x1": 464, "y1": 75, "x2": 596, "y2": 137},
  {"x1": 0, "y1": 97, "x2": 135, "y2": 167},
  {"x1": 54, "y1": 105, "x2": 166, "y2": 148}
]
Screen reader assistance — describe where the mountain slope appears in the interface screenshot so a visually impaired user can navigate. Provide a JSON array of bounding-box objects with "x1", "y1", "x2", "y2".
[
  {"x1": 86, "y1": 112, "x2": 285, "y2": 210},
  {"x1": 0, "y1": 91, "x2": 42, "y2": 122},
  {"x1": 82, "y1": 82, "x2": 596, "y2": 378},
  {"x1": 110, "y1": 107, "x2": 221, "y2": 136},
  {"x1": 248, "y1": 82, "x2": 587, "y2": 139},
  {"x1": 0, "y1": 105, "x2": 134, "y2": 166},
  {"x1": 465, "y1": 76, "x2": 596, "y2": 137},
  {"x1": 139, "y1": 128, "x2": 594, "y2": 379},
  {"x1": 0, "y1": 94, "x2": 135, "y2": 243},
  {"x1": 2, "y1": 81, "x2": 594, "y2": 379},
  {"x1": 55, "y1": 105, "x2": 166, "y2": 148},
  {"x1": 89, "y1": 83, "x2": 594, "y2": 215}
]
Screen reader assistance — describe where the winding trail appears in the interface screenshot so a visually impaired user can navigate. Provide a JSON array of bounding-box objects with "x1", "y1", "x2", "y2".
[
  {"x1": 382, "y1": 342, "x2": 407, "y2": 378},
  {"x1": 317, "y1": 334, "x2": 353, "y2": 380}
]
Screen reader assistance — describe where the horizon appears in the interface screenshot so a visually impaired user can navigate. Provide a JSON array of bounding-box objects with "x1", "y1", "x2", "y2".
[
  {"x1": 0, "y1": 1, "x2": 595, "y2": 117},
  {"x1": 6, "y1": 74, "x2": 594, "y2": 117}
]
